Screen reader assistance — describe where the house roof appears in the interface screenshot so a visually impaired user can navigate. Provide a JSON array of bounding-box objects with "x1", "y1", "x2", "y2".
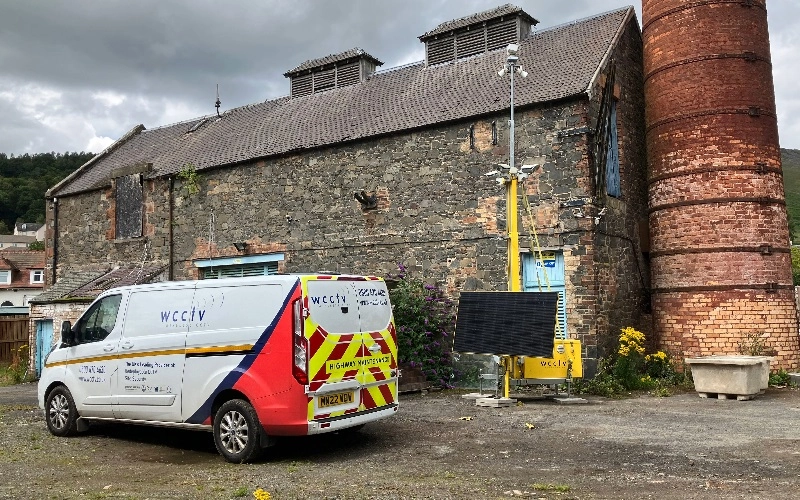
[
  {"x1": 49, "y1": 6, "x2": 634, "y2": 198},
  {"x1": 30, "y1": 265, "x2": 165, "y2": 304},
  {"x1": 15, "y1": 222, "x2": 43, "y2": 232},
  {"x1": 0, "y1": 235, "x2": 35, "y2": 244},
  {"x1": 284, "y1": 48, "x2": 383, "y2": 76},
  {"x1": 418, "y1": 3, "x2": 538, "y2": 40},
  {"x1": 0, "y1": 250, "x2": 45, "y2": 269}
]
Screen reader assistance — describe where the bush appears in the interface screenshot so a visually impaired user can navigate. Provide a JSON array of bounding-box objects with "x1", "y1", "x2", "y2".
[
  {"x1": 576, "y1": 327, "x2": 687, "y2": 397},
  {"x1": 769, "y1": 369, "x2": 795, "y2": 387},
  {"x1": 389, "y1": 264, "x2": 457, "y2": 388}
]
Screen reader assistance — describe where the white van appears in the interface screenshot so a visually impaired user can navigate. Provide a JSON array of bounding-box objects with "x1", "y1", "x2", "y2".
[{"x1": 38, "y1": 274, "x2": 398, "y2": 462}]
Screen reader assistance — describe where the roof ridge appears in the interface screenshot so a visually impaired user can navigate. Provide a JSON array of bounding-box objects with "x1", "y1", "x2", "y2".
[{"x1": 536, "y1": 5, "x2": 633, "y2": 35}]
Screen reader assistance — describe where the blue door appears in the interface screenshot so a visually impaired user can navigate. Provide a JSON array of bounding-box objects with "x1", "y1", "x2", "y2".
[
  {"x1": 35, "y1": 320, "x2": 54, "y2": 377},
  {"x1": 522, "y1": 251, "x2": 567, "y2": 339}
]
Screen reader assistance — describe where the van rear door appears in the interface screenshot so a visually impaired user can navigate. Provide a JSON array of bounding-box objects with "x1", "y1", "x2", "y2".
[{"x1": 304, "y1": 277, "x2": 396, "y2": 420}]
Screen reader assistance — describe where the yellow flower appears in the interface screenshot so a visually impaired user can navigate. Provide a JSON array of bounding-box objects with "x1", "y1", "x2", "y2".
[{"x1": 253, "y1": 488, "x2": 272, "y2": 500}]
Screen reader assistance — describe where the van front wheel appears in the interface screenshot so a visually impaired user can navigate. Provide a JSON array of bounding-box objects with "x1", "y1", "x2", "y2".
[
  {"x1": 213, "y1": 399, "x2": 262, "y2": 463},
  {"x1": 45, "y1": 386, "x2": 78, "y2": 437}
]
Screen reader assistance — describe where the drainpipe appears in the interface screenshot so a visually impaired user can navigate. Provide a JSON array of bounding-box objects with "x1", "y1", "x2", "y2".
[
  {"x1": 168, "y1": 177, "x2": 174, "y2": 281},
  {"x1": 51, "y1": 197, "x2": 58, "y2": 285}
]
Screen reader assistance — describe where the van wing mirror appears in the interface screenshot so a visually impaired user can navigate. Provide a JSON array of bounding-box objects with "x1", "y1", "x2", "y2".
[{"x1": 61, "y1": 321, "x2": 75, "y2": 346}]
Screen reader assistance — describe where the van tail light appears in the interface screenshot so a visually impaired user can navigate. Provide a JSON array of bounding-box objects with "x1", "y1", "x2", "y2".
[{"x1": 291, "y1": 298, "x2": 308, "y2": 385}]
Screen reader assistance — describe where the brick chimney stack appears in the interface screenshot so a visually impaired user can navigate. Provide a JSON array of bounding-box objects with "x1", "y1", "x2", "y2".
[{"x1": 643, "y1": 0, "x2": 799, "y2": 369}]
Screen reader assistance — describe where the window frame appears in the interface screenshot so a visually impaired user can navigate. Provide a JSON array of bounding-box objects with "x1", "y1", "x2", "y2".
[{"x1": 30, "y1": 270, "x2": 44, "y2": 284}]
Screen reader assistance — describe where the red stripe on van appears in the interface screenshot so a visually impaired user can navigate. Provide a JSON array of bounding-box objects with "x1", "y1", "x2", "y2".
[
  {"x1": 361, "y1": 388, "x2": 376, "y2": 410},
  {"x1": 378, "y1": 383, "x2": 394, "y2": 404},
  {"x1": 367, "y1": 367, "x2": 386, "y2": 381}
]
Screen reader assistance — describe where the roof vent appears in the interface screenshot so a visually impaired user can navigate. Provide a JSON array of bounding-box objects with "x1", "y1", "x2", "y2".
[
  {"x1": 418, "y1": 3, "x2": 538, "y2": 66},
  {"x1": 284, "y1": 48, "x2": 383, "y2": 98}
]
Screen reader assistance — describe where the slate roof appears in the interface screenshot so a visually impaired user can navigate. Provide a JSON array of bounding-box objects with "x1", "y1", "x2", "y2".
[
  {"x1": 30, "y1": 265, "x2": 165, "y2": 304},
  {"x1": 29, "y1": 271, "x2": 105, "y2": 304},
  {"x1": 284, "y1": 48, "x2": 383, "y2": 76},
  {"x1": 0, "y1": 235, "x2": 36, "y2": 244},
  {"x1": 418, "y1": 3, "x2": 538, "y2": 40},
  {"x1": 0, "y1": 250, "x2": 45, "y2": 270},
  {"x1": 50, "y1": 6, "x2": 634, "y2": 198},
  {"x1": 15, "y1": 222, "x2": 43, "y2": 233}
]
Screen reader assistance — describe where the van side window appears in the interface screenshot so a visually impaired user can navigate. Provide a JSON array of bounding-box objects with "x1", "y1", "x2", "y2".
[{"x1": 73, "y1": 295, "x2": 123, "y2": 344}]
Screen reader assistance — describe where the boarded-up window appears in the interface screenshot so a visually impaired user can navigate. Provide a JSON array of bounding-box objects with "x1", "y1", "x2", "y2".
[{"x1": 115, "y1": 174, "x2": 143, "y2": 239}]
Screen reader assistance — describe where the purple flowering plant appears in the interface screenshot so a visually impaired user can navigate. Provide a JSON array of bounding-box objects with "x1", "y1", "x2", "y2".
[{"x1": 388, "y1": 264, "x2": 457, "y2": 387}]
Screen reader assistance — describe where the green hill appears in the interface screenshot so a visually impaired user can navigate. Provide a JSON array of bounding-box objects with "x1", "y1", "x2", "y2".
[
  {"x1": 782, "y1": 148, "x2": 800, "y2": 242},
  {"x1": 0, "y1": 152, "x2": 94, "y2": 233}
]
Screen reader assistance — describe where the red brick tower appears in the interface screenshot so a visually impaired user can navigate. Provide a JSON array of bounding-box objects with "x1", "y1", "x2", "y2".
[{"x1": 643, "y1": 0, "x2": 799, "y2": 369}]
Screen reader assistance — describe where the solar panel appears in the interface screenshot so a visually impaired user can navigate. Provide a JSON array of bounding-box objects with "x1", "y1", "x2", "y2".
[{"x1": 454, "y1": 291, "x2": 558, "y2": 357}]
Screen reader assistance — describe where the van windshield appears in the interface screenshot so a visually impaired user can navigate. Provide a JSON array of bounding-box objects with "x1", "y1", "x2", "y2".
[{"x1": 307, "y1": 280, "x2": 391, "y2": 333}]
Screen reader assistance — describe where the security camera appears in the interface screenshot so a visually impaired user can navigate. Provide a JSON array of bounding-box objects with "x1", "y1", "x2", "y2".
[{"x1": 506, "y1": 44, "x2": 519, "y2": 56}]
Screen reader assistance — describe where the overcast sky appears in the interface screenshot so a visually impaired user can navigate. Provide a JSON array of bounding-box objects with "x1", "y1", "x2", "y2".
[{"x1": 1, "y1": 0, "x2": 798, "y2": 156}]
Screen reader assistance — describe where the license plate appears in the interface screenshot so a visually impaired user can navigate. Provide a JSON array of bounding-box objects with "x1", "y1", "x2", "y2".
[{"x1": 318, "y1": 391, "x2": 354, "y2": 408}]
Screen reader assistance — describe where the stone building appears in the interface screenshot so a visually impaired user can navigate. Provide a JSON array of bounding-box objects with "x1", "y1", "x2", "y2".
[{"x1": 42, "y1": 5, "x2": 649, "y2": 375}]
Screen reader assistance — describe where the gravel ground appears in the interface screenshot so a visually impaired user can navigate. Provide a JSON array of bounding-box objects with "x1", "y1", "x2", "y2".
[{"x1": 1, "y1": 382, "x2": 799, "y2": 499}]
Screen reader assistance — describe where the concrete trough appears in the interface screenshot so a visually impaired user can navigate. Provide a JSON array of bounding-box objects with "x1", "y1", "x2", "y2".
[{"x1": 685, "y1": 356, "x2": 772, "y2": 399}]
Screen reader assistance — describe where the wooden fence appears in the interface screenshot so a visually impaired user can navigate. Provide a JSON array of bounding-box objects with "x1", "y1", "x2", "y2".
[{"x1": 0, "y1": 316, "x2": 29, "y2": 365}]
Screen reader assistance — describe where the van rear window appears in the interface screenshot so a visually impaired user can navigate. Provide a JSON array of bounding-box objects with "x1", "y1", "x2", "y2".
[{"x1": 307, "y1": 280, "x2": 391, "y2": 333}]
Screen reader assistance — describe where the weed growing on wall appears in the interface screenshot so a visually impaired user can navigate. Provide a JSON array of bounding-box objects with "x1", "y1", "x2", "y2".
[
  {"x1": 177, "y1": 163, "x2": 202, "y2": 196},
  {"x1": 389, "y1": 264, "x2": 457, "y2": 387}
]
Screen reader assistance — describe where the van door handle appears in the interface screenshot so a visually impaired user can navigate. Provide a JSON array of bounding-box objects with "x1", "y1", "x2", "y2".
[
  {"x1": 120, "y1": 341, "x2": 134, "y2": 350},
  {"x1": 368, "y1": 344, "x2": 381, "y2": 353},
  {"x1": 103, "y1": 344, "x2": 115, "y2": 352}
]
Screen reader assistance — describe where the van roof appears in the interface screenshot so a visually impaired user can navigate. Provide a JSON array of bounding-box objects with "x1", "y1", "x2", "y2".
[{"x1": 95, "y1": 274, "x2": 383, "y2": 297}]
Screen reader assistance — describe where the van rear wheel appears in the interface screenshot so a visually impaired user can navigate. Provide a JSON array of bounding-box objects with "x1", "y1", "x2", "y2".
[
  {"x1": 213, "y1": 399, "x2": 263, "y2": 463},
  {"x1": 45, "y1": 386, "x2": 78, "y2": 437}
]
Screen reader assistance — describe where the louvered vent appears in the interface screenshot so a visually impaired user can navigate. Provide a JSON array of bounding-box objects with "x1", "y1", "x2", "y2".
[
  {"x1": 337, "y1": 63, "x2": 360, "y2": 86},
  {"x1": 487, "y1": 19, "x2": 519, "y2": 50},
  {"x1": 427, "y1": 36, "x2": 455, "y2": 66},
  {"x1": 314, "y1": 69, "x2": 335, "y2": 92},
  {"x1": 291, "y1": 74, "x2": 313, "y2": 98},
  {"x1": 284, "y1": 48, "x2": 383, "y2": 98},
  {"x1": 203, "y1": 262, "x2": 278, "y2": 279},
  {"x1": 456, "y1": 29, "x2": 485, "y2": 58},
  {"x1": 419, "y1": 4, "x2": 538, "y2": 66}
]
